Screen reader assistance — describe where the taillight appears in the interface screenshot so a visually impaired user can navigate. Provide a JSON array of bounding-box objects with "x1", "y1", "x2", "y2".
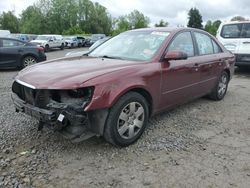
[{"x1": 37, "y1": 47, "x2": 44, "y2": 52}]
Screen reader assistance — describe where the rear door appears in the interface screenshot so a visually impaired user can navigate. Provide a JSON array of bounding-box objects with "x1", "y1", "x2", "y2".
[
  {"x1": 237, "y1": 23, "x2": 250, "y2": 58},
  {"x1": 192, "y1": 32, "x2": 222, "y2": 94},
  {"x1": 0, "y1": 39, "x2": 25, "y2": 67}
]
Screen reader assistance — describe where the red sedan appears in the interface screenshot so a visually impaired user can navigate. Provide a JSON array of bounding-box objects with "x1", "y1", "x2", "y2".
[{"x1": 11, "y1": 27, "x2": 235, "y2": 147}]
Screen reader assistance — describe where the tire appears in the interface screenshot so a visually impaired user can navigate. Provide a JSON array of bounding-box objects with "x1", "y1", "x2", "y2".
[
  {"x1": 45, "y1": 44, "x2": 49, "y2": 52},
  {"x1": 60, "y1": 43, "x2": 64, "y2": 50},
  {"x1": 21, "y1": 56, "x2": 37, "y2": 69},
  {"x1": 209, "y1": 71, "x2": 229, "y2": 101},
  {"x1": 104, "y1": 92, "x2": 149, "y2": 147}
]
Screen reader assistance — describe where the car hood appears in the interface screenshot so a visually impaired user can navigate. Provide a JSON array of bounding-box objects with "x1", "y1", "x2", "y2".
[
  {"x1": 30, "y1": 40, "x2": 47, "y2": 44},
  {"x1": 16, "y1": 56, "x2": 144, "y2": 89}
]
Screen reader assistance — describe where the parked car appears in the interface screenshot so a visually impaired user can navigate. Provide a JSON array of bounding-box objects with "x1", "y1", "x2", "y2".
[
  {"x1": 0, "y1": 37, "x2": 46, "y2": 69},
  {"x1": 76, "y1": 36, "x2": 86, "y2": 47},
  {"x1": 217, "y1": 21, "x2": 250, "y2": 68},
  {"x1": 65, "y1": 37, "x2": 110, "y2": 57},
  {"x1": 84, "y1": 37, "x2": 91, "y2": 47},
  {"x1": 87, "y1": 34, "x2": 106, "y2": 46},
  {"x1": 30, "y1": 35, "x2": 65, "y2": 52},
  {"x1": 64, "y1": 36, "x2": 78, "y2": 48},
  {"x1": 12, "y1": 28, "x2": 235, "y2": 146},
  {"x1": 11, "y1": 34, "x2": 30, "y2": 42},
  {"x1": 0, "y1": 30, "x2": 11, "y2": 37}
]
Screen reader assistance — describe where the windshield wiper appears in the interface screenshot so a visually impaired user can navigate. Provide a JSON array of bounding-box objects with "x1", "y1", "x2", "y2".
[{"x1": 99, "y1": 55, "x2": 123, "y2": 60}]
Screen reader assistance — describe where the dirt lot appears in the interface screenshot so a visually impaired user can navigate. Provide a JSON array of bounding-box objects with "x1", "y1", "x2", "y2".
[{"x1": 1, "y1": 49, "x2": 250, "y2": 188}]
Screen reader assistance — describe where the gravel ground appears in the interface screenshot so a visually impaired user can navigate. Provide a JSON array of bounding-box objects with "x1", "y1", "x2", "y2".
[{"x1": 1, "y1": 49, "x2": 250, "y2": 187}]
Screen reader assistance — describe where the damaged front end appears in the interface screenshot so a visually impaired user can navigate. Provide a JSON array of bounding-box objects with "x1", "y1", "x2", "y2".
[{"x1": 11, "y1": 80, "x2": 106, "y2": 142}]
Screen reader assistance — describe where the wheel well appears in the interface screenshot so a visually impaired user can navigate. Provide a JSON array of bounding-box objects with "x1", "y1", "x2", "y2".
[
  {"x1": 128, "y1": 88, "x2": 153, "y2": 117},
  {"x1": 224, "y1": 69, "x2": 230, "y2": 79}
]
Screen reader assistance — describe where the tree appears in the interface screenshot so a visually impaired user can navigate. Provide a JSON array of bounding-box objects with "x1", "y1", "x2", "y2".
[
  {"x1": 20, "y1": 6, "x2": 47, "y2": 34},
  {"x1": 0, "y1": 11, "x2": 20, "y2": 33},
  {"x1": 231, "y1": 16, "x2": 248, "y2": 21},
  {"x1": 112, "y1": 10, "x2": 149, "y2": 35},
  {"x1": 187, "y1": 8, "x2": 203, "y2": 29},
  {"x1": 205, "y1": 20, "x2": 221, "y2": 36},
  {"x1": 112, "y1": 16, "x2": 131, "y2": 35},
  {"x1": 128, "y1": 10, "x2": 150, "y2": 29},
  {"x1": 155, "y1": 19, "x2": 168, "y2": 27}
]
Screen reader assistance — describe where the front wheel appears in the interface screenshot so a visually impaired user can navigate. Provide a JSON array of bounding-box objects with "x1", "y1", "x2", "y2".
[
  {"x1": 104, "y1": 92, "x2": 149, "y2": 147},
  {"x1": 209, "y1": 71, "x2": 229, "y2": 101}
]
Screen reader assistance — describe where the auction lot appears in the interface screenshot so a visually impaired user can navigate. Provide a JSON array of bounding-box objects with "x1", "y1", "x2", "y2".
[{"x1": 1, "y1": 48, "x2": 250, "y2": 188}]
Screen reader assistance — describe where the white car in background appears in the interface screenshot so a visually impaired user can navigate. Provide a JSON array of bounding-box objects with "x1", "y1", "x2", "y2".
[
  {"x1": 64, "y1": 36, "x2": 78, "y2": 48},
  {"x1": 217, "y1": 21, "x2": 250, "y2": 68},
  {"x1": 30, "y1": 34, "x2": 65, "y2": 52},
  {"x1": 0, "y1": 30, "x2": 11, "y2": 37}
]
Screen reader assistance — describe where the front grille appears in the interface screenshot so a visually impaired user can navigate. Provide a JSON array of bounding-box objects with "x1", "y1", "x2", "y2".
[{"x1": 12, "y1": 81, "x2": 50, "y2": 108}]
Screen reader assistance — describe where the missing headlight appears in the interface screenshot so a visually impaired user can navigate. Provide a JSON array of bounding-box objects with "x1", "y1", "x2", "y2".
[{"x1": 56, "y1": 87, "x2": 94, "y2": 105}]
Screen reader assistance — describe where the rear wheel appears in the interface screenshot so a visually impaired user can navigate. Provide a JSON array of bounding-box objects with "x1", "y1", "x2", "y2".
[
  {"x1": 60, "y1": 43, "x2": 64, "y2": 50},
  {"x1": 22, "y1": 56, "x2": 37, "y2": 69},
  {"x1": 209, "y1": 71, "x2": 229, "y2": 101},
  {"x1": 104, "y1": 92, "x2": 149, "y2": 147}
]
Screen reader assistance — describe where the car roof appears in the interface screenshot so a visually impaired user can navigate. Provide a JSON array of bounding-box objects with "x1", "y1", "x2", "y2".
[
  {"x1": 127, "y1": 27, "x2": 206, "y2": 34},
  {"x1": 40, "y1": 34, "x2": 62, "y2": 37},
  {"x1": 220, "y1": 21, "x2": 250, "y2": 25},
  {"x1": 0, "y1": 37, "x2": 26, "y2": 42}
]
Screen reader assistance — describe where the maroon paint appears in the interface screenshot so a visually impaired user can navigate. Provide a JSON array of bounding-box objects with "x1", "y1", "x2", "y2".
[{"x1": 15, "y1": 28, "x2": 235, "y2": 115}]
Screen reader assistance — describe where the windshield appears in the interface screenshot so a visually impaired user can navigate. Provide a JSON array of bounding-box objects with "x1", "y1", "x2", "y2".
[
  {"x1": 89, "y1": 31, "x2": 169, "y2": 61},
  {"x1": 221, "y1": 23, "x2": 250, "y2": 38},
  {"x1": 36, "y1": 35, "x2": 50, "y2": 40}
]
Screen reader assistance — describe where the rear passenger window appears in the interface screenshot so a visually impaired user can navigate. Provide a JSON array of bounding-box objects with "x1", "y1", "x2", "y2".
[
  {"x1": 194, "y1": 32, "x2": 213, "y2": 55},
  {"x1": 2, "y1": 40, "x2": 24, "y2": 47},
  {"x1": 212, "y1": 40, "x2": 222, "y2": 53},
  {"x1": 168, "y1": 32, "x2": 194, "y2": 57}
]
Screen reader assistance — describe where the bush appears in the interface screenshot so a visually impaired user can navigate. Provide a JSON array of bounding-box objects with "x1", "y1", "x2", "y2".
[{"x1": 62, "y1": 26, "x2": 84, "y2": 35}]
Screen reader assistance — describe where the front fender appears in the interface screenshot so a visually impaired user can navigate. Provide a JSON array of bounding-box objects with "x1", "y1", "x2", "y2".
[{"x1": 84, "y1": 78, "x2": 151, "y2": 111}]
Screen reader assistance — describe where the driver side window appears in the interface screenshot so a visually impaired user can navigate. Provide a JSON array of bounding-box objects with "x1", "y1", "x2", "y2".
[{"x1": 168, "y1": 32, "x2": 194, "y2": 57}]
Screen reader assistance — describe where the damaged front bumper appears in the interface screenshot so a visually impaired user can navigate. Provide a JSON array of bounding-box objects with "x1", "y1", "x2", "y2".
[{"x1": 11, "y1": 93, "x2": 96, "y2": 142}]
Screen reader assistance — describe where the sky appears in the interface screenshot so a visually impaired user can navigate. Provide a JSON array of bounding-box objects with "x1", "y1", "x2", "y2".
[{"x1": 0, "y1": 0, "x2": 250, "y2": 26}]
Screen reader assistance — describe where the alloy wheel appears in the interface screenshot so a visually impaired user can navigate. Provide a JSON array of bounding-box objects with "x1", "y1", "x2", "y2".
[
  {"x1": 117, "y1": 102, "x2": 145, "y2": 139},
  {"x1": 217, "y1": 74, "x2": 228, "y2": 98},
  {"x1": 23, "y1": 57, "x2": 37, "y2": 67}
]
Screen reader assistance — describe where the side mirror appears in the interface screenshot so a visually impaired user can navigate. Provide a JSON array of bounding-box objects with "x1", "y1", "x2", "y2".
[
  {"x1": 164, "y1": 50, "x2": 188, "y2": 61},
  {"x1": 49, "y1": 39, "x2": 53, "y2": 42}
]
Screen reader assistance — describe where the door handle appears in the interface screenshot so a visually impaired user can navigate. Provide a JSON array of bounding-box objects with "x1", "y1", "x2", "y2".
[{"x1": 193, "y1": 63, "x2": 199, "y2": 71}]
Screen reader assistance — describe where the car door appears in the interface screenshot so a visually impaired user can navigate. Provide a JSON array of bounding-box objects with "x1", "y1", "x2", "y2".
[
  {"x1": 48, "y1": 36, "x2": 56, "y2": 47},
  {"x1": 193, "y1": 32, "x2": 222, "y2": 94},
  {"x1": 0, "y1": 39, "x2": 24, "y2": 67},
  {"x1": 160, "y1": 31, "x2": 202, "y2": 110}
]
